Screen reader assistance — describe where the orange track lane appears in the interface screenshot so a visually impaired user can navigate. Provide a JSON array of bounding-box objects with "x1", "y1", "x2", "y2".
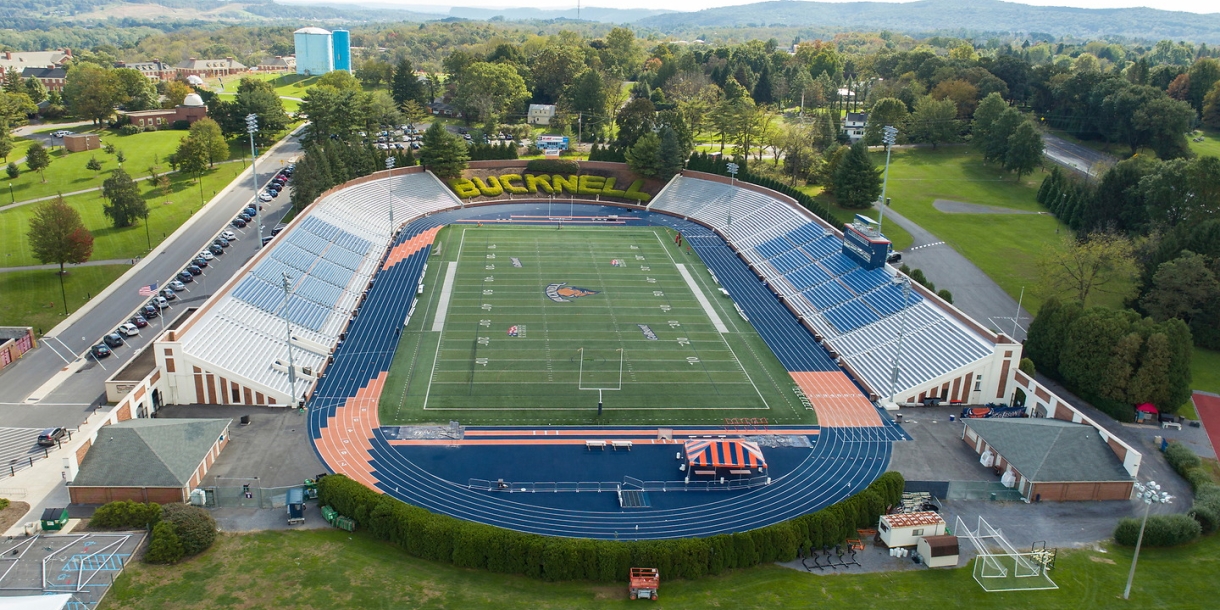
[
  {"x1": 382, "y1": 226, "x2": 442, "y2": 270},
  {"x1": 790, "y1": 371, "x2": 884, "y2": 427},
  {"x1": 314, "y1": 372, "x2": 386, "y2": 489}
]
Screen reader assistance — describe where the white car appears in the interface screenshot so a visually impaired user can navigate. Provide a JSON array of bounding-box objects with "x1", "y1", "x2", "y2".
[
  {"x1": 258, "y1": 192, "x2": 273, "y2": 202},
  {"x1": 51, "y1": 130, "x2": 72, "y2": 138},
  {"x1": 117, "y1": 323, "x2": 140, "y2": 337},
  {"x1": 221, "y1": 231, "x2": 236, "y2": 241},
  {"x1": 199, "y1": 251, "x2": 214, "y2": 261}
]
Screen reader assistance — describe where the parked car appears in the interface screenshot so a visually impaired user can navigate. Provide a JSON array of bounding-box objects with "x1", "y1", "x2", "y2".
[
  {"x1": 192, "y1": 258, "x2": 208, "y2": 269},
  {"x1": 221, "y1": 230, "x2": 237, "y2": 241},
  {"x1": 151, "y1": 296, "x2": 169, "y2": 309},
  {"x1": 169, "y1": 280, "x2": 187, "y2": 291},
  {"x1": 90, "y1": 344, "x2": 111, "y2": 359},
  {"x1": 244, "y1": 206, "x2": 258, "y2": 217},
  {"x1": 232, "y1": 217, "x2": 247, "y2": 228},
  {"x1": 271, "y1": 224, "x2": 286, "y2": 236},
  {"x1": 130, "y1": 315, "x2": 148, "y2": 328},
  {"x1": 103, "y1": 333, "x2": 124, "y2": 348},
  {"x1": 198, "y1": 250, "x2": 214, "y2": 261},
  {"x1": 37, "y1": 427, "x2": 67, "y2": 446},
  {"x1": 186, "y1": 265, "x2": 203, "y2": 275},
  {"x1": 160, "y1": 288, "x2": 177, "y2": 301},
  {"x1": 209, "y1": 244, "x2": 224, "y2": 256},
  {"x1": 178, "y1": 271, "x2": 195, "y2": 283},
  {"x1": 118, "y1": 323, "x2": 140, "y2": 336},
  {"x1": 258, "y1": 192, "x2": 273, "y2": 202},
  {"x1": 887, "y1": 252, "x2": 902, "y2": 264},
  {"x1": 141, "y1": 305, "x2": 159, "y2": 319},
  {"x1": 51, "y1": 130, "x2": 72, "y2": 138},
  {"x1": 238, "y1": 213, "x2": 252, "y2": 223}
]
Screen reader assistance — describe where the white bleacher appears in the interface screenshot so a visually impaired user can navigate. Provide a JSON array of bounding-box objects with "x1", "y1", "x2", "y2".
[
  {"x1": 653, "y1": 173, "x2": 1000, "y2": 398},
  {"x1": 177, "y1": 170, "x2": 461, "y2": 403}
]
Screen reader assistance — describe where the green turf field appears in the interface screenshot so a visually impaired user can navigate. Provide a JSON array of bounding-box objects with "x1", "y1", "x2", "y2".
[{"x1": 380, "y1": 225, "x2": 810, "y2": 426}]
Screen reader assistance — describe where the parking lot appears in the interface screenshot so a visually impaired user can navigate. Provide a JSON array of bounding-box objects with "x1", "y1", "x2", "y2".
[{"x1": 0, "y1": 531, "x2": 145, "y2": 607}]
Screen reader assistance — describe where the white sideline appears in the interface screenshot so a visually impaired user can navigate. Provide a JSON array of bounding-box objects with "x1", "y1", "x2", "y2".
[
  {"x1": 430, "y1": 262, "x2": 459, "y2": 332},
  {"x1": 676, "y1": 263, "x2": 728, "y2": 333}
]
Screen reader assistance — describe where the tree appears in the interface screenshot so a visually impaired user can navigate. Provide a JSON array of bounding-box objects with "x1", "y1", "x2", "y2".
[
  {"x1": 1037, "y1": 233, "x2": 1139, "y2": 306},
  {"x1": 113, "y1": 68, "x2": 157, "y2": 111},
  {"x1": 614, "y1": 97, "x2": 656, "y2": 148},
  {"x1": 530, "y1": 45, "x2": 585, "y2": 104},
  {"x1": 161, "y1": 503, "x2": 216, "y2": 557},
  {"x1": 101, "y1": 168, "x2": 147, "y2": 228},
  {"x1": 971, "y1": 92, "x2": 1008, "y2": 147},
  {"x1": 316, "y1": 70, "x2": 361, "y2": 92},
  {"x1": 906, "y1": 96, "x2": 958, "y2": 148},
  {"x1": 657, "y1": 126, "x2": 685, "y2": 181},
  {"x1": 86, "y1": 156, "x2": 102, "y2": 174},
  {"x1": 863, "y1": 98, "x2": 908, "y2": 146},
  {"x1": 161, "y1": 80, "x2": 191, "y2": 109},
  {"x1": 565, "y1": 69, "x2": 611, "y2": 141},
  {"x1": 5, "y1": 162, "x2": 17, "y2": 179},
  {"x1": 1203, "y1": 79, "x2": 1220, "y2": 129},
  {"x1": 625, "y1": 131, "x2": 662, "y2": 178},
  {"x1": 983, "y1": 107, "x2": 1024, "y2": 164},
  {"x1": 356, "y1": 59, "x2": 395, "y2": 89},
  {"x1": 62, "y1": 63, "x2": 119, "y2": 124},
  {"x1": 23, "y1": 76, "x2": 47, "y2": 104},
  {"x1": 145, "y1": 521, "x2": 184, "y2": 564},
  {"x1": 173, "y1": 134, "x2": 209, "y2": 179},
  {"x1": 419, "y1": 122, "x2": 468, "y2": 180},
  {"x1": 188, "y1": 118, "x2": 228, "y2": 167},
  {"x1": 930, "y1": 79, "x2": 980, "y2": 119},
  {"x1": 1141, "y1": 251, "x2": 1219, "y2": 326},
  {"x1": 454, "y1": 62, "x2": 528, "y2": 125},
  {"x1": 1187, "y1": 57, "x2": 1220, "y2": 112},
  {"x1": 831, "y1": 141, "x2": 883, "y2": 209},
  {"x1": 1004, "y1": 121, "x2": 1044, "y2": 181},
  {"x1": 27, "y1": 196, "x2": 93, "y2": 275},
  {"x1": 1024, "y1": 297, "x2": 1083, "y2": 379},
  {"x1": 215, "y1": 78, "x2": 290, "y2": 146},
  {"x1": 25, "y1": 141, "x2": 50, "y2": 182},
  {"x1": 391, "y1": 58, "x2": 426, "y2": 106},
  {"x1": 0, "y1": 119, "x2": 10, "y2": 162}
]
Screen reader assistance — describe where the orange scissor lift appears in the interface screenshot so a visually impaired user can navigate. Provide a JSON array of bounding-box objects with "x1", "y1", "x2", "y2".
[{"x1": 629, "y1": 567, "x2": 660, "y2": 600}]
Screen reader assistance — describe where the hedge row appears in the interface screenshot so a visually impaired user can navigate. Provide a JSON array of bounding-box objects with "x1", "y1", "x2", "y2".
[
  {"x1": 525, "y1": 159, "x2": 580, "y2": 174},
  {"x1": 685, "y1": 152, "x2": 844, "y2": 228},
  {"x1": 90, "y1": 500, "x2": 161, "y2": 529},
  {"x1": 1164, "y1": 441, "x2": 1220, "y2": 536},
  {"x1": 1114, "y1": 514, "x2": 1202, "y2": 547},
  {"x1": 318, "y1": 471, "x2": 904, "y2": 582}
]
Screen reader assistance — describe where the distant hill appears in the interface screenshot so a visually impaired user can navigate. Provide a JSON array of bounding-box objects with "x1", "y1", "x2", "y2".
[
  {"x1": 635, "y1": 0, "x2": 1220, "y2": 44},
  {"x1": 446, "y1": 7, "x2": 673, "y2": 24}
]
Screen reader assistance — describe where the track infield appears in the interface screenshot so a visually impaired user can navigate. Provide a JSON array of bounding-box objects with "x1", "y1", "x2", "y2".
[{"x1": 379, "y1": 225, "x2": 810, "y2": 426}]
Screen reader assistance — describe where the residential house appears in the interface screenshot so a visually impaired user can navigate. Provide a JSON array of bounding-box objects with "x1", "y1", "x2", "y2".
[
  {"x1": 528, "y1": 104, "x2": 556, "y2": 126},
  {"x1": 843, "y1": 112, "x2": 868, "y2": 143}
]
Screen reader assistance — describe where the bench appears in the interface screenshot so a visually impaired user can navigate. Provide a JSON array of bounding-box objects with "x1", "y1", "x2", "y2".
[
  {"x1": 1162, "y1": 421, "x2": 1182, "y2": 430},
  {"x1": 611, "y1": 440, "x2": 633, "y2": 451},
  {"x1": 693, "y1": 470, "x2": 716, "y2": 476},
  {"x1": 729, "y1": 469, "x2": 752, "y2": 475},
  {"x1": 586, "y1": 440, "x2": 606, "y2": 450}
]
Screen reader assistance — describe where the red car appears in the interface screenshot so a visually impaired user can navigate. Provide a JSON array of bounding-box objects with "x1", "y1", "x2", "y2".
[{"x1": 130, "y1": 315, "x2": 149, "y2": 328}]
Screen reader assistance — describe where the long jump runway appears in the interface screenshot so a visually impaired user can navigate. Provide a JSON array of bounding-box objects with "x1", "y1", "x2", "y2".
[{"x1": 308, "y1": 203, "x2": 904, "y2": 539}]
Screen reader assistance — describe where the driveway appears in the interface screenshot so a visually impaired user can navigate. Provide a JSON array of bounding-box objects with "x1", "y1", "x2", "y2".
[{"x1": 1042, "y1": 133, "x2": 1116, "y2": 179}]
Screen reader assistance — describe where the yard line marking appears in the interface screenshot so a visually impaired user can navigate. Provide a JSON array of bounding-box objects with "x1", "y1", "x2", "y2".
[
  {"x1": 431, "y1": 262, "x2": 460, "y2": 332},
  {"x1": 676, "y1": 264, "x2": 728, "y2": 333},
  {"x1": 424, "y1": 229, "x2": 466, "y2": 410}
]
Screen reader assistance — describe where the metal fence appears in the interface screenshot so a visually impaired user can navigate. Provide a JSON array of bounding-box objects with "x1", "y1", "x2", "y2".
[
  {"x1": 466, "y1": 475, "x2": 772, "y2": 493},
  {"x1": 202, "y1": 485, "x2": 300, "y2": 509},
  {"x1": 945, "y1": 481, "x2": 1024, "y2": 502}
]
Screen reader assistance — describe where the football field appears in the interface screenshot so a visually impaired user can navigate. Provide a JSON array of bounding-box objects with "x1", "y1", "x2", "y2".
[{"x1": 380, "y1": 225, "x2": 812, "y2": 426}]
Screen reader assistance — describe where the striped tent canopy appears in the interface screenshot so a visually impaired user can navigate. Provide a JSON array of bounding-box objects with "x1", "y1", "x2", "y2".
[{"x1": 684, "y1": 439, "x2": 766, "y2": 469}]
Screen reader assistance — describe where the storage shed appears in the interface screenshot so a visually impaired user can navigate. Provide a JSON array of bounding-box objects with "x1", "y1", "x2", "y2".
[
  {"x1": 878, "y1": 512, "x2": 946, "y2": 548},
  {"x1": 63, "y1": 133, "x2": 99, "y2": 153},
  {"x1": 917, "y1": 534, "x2": 960, "y2": 568}
]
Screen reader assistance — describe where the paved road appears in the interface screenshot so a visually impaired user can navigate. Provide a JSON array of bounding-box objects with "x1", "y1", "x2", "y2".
[
  {"x1": 0, "y1": 135, "x2": 302, "y2": 415},
  {"x1": 1042, "y1": 133, "x2": 1116, "y2": 179},
  {"x1": 877, "y1": 203, "x2": 1033, "y2": 341}
]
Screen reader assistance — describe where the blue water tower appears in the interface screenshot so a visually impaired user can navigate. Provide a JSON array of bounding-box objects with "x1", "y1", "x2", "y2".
[{"x1": 332, "y1": 30, "x2": 351, "y2": 72}]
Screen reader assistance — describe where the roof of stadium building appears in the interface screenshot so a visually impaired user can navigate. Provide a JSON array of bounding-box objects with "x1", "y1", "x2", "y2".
[
  {"x1": 684, "y1": 439, "x2": 766, "y2": 469},
  {"x1": 965, "y1": 418, "x2": 1133, "y2": 483},
  {"x1": 647, "y1": 172, "x2": 999, "y2": 399}
]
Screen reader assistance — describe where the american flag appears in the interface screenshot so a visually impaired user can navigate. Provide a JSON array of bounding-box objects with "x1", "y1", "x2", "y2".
[{"x1": 138, "y1": 283, "x2": 158, "y2": 297}]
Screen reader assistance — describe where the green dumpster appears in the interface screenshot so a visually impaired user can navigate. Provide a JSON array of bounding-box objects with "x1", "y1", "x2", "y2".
[{"x1": 321, "y1": 505, "x2": 337, "y2": 525}]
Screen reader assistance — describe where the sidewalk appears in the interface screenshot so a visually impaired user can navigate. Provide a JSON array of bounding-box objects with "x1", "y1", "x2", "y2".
[{"x1": 0, "y1": 259, "x2": 132, "y2": 273}]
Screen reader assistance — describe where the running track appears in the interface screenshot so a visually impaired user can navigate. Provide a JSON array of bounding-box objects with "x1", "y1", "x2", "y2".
[{"x1": 308, "y1": 203, "x2": 905, "y2": 539}]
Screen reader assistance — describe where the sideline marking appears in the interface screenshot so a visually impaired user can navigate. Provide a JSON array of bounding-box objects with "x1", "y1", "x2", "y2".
[
  {"x1": 676, "y1": 264, "x2": 728, "y2": 333},
  {"x1": 430, "y1": 262, "x2": 459, "y2": 332}
]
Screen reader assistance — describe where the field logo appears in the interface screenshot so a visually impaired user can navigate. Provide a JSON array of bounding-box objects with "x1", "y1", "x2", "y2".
[
  {"x1": 511, "y1": 257, "x2": 522, "y2": 268},
  {"x1": 638, "y1": 324, "x2": 658, "y2": 340},
  {"x1": 507, "y1": 325, "x2": 520, "y2": 337},
  {"x1": 546, "y1": 283, "x2": 599, "y2": 303},
  {"x1": 610, "y1": 259, "x2": 625, "y2": 267}
]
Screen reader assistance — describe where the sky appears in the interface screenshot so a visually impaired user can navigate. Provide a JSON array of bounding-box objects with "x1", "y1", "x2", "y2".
[{"x1": 360, "y1": 0, "x2": 1218, "y2": 14}]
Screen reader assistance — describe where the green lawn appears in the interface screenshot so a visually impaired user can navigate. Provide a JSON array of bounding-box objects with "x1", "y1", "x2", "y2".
[
  {"x1": 1189, "y1": 127, "x2": 1220, "y2": 158},
  {"x1": 0, "y1": 265, "x2": 128, "y2": 331},
  {"x1": 864, "y1": 147, "x2": 1084, "y2": 313},
  {"x1": 1183, "y1": 347, "x2": 1220, "y2": 419},
  {"x1": 0, "y1": 161, "x2": 245, "y2": 268},
  {"x1": 797, "y1": 184, "x2": 915, "y2": 252},
  {"x1": 380, "y1": 225, "x2": 807, "y2": 426},
  {"x1": 100, "y1": 527, "x2": 1220, "y2": 610}
]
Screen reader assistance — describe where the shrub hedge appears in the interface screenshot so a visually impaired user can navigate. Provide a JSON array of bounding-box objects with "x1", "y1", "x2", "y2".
[
  {"x1": 318, "y1": 471, "x2": 904, "y2": 582},
  {"x1": 525, "y1": 159, "x2": 579, "y2": 174},
  {"x1": 1114, "y1": 513, "x2": 1202, "y2": 547},
  {"x1": 145, "y1": 521, "x2": 184, "y2": 564},
  {"x1": 90, "y1": 500, "x2": 161, "y2": 529},
  {"x1": 161, "y1": 503, "x2": 217, "y2": 557}
]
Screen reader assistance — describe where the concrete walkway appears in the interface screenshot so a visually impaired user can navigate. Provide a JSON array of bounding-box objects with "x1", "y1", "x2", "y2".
[
  {"x1": 0, "y1": 259, "x2": 133, "y2": 273},
  {"x1": 875, "y1": 203, "x2": 1034, "y2": 341}
]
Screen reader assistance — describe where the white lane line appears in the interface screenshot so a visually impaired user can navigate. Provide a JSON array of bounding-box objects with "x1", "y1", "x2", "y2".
[
  {"x1": 430, "y1": 262, "x2": 459, "y2": 332},
  {"x1": 676, "y1": 263, "x2": 728, "y2": 333}
]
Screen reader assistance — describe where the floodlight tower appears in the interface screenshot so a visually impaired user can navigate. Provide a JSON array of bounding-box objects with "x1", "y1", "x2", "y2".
[
  {"x1": 281, "y1": 272, "x2": 297, "y2": 398},
  {"x1": 877, "y1": 125, "x2": 898, "y2": 234},
  {"x1": 885, "y1": 275, "x2": 912, "y2": 410},
  {"x1": 385, "y1": 156, "x2": 396, "y2": 235},
  {"x1": 246, "y1": 114, "x2": 264, "y2": 249},
  {"x1": 1123, "y1": 480, "x2": 1173, "y2": 600}
]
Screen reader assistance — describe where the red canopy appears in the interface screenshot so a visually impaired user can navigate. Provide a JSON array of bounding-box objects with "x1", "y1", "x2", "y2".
[{"x1": 1136, "y1": 403, "x2": 1158, "y2": 414}]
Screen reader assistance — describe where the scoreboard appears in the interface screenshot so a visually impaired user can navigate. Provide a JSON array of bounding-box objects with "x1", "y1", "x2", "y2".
[{"x1": 842, "y1": 215, "x2": 891, "y2": 270}]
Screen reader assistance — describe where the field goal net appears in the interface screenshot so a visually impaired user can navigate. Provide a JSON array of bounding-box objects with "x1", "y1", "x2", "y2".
[{"x1": 955, "y1": 516, "x2": 1058, "y2": 592}]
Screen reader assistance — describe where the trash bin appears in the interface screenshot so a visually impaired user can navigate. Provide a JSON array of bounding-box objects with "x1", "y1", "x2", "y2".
[{"x1": 949, "y1": 414, "x2": 956, "y2": 422}]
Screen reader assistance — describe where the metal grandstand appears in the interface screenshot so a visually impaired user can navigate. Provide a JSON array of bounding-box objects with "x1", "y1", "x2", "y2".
[{"x1": 648, "y1": 174, "x2": 1002, "y2": 402}]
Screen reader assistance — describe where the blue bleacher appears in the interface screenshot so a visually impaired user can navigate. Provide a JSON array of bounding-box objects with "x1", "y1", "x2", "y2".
[
  {"x1": 863, "y1": 283, "x2": 922, "y2": 317},
  {"x1": 281, "y1": 295, "x2": 330, "y2": 331},
  {"x1": 785, "y1": 224, "x2": 826, "y2": 246},
  {"x1": 841, "y1": 269, "x2": 891, "y2": 294},
  {"x1": 770, "y1": 250, "x2": 811, "y2": 273},
  {"x1": 334, "y1": 231, "x2": 372, "y2": 255},
  {"x1": 823, "y1": 299, "x2": 882, "y2": 334},
  {"x1": 310, "y1": 258, "x2": 356, "y2": 288},
  {"x1": 801, "y1": 236, "x2": 839, "y2": 259},
  {"x1": 272, "y1": 243, "x2": 316, "y2": 272},
  {"x1": 818, "y1": 253, "x2": 858, "y2": 277},
  {"x1": 785, "y1": 264, "x2": 832, "y2": 290},
  {"x1": 232, "y1": 276, "x2": 285, "y2": 312},
  {"x1": 295, "y1": 275, "x2": 344, "y2": 309},
  {"x1": 300, "y1": 215, "x2": 341, "y2": 241},
  {"x1": 804, "y1": 281, "x2": 855, "y2": 310},
  {"x1": 287, "y1": 230, "x2": 330, "y2": 255},
  {"x1": 755, "y1": 237, "x2": 792, "y2": 259},
  {"x1": 325, "y1": 247, "x2": 365, "y2": 272}
]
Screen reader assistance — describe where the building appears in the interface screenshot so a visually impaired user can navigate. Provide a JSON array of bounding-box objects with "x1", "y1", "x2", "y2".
[
  {"x1": 0, "y1": 49, "x2": 71, "y2": 79},
  {"x1": 0, "y1": 327, "x2": 36, "y2": 373},
  {"x1": 528, "y1": 104, "x2": 556, "y2": 125},
  {"x1": 878, "y1": 512, "x2": 946, "y2": 548},
  {"x1": 962, "y1": 417, "x2": 1134, "y2": 502},
  {"x1": 119, "y1": 92, "x2": 208, "y2": 130},
  {"x1": 917, "y1": 535, "x2": 960, "y2": 568},
  {"x1": 295, "y1": 27, "x2": 335, "y2": 76},
  {"x1": 174, "y1": 57, "x2": 246, "y2": 79},
  {"x1": 843, "y1": 112, "x2": 868, "y2": 143},
  {"x1": 115, "y1": 60, "x2": 175, "y2": 82},
  {"x1": 258, "y1": 56, "x2": 296, "y2": 73},
  {"x1": 21, "y1": 67, "x2": 67, "y2": 92},
  {"x1": 332, "y1": 29, "x2": 351, "y2": 72},
  {"x1": 428, "y1": 101, "x2": 461, "y2": 117},
  {"x1": 63, "y1": 133, "x2": 101, "y2": 153},
  {"x1": 68, "y1": 418, "x2": 232, "y2": 504}
]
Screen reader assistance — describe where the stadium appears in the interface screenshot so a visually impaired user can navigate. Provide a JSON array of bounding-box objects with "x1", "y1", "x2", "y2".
[{"x1": 135, "y1": 161, "x2": 1133, "y2": 540}]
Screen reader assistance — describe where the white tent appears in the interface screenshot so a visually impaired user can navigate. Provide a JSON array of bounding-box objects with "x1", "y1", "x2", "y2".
[{"x1": 0, "y1": 594, "x2": 73, "y2": 610}]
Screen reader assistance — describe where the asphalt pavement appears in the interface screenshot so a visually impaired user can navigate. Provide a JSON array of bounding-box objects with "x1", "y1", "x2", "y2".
[
  {"x1": 0, "y1": 133, "x2": 303, "y2": 422},
  {"x1": 1042, "y1": 133, "x2": 1117, "y2": 179}
]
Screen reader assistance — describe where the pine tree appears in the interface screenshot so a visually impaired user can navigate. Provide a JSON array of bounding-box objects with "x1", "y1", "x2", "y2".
[
  {"x1": 419, "y1": 122, "x2": 469, "y2": 180},
  {"x1": 25, "y1": 141, "x2": 50, "y2": 182},
  {"x1": 657, "y1": 127, "x2": 685, "y2": 181},
  {"x1": 391, "y1": 58, "x2": 426, "y2": 106},
  {"x1": 1128, "y1": 332, "x2": 1172, "y2": 408},
  {"x1": 101, "y1": 168, "x2": 148, "y2": 228},
  {"x1": 830, "y1": 141, "x2": 882, "y2": 209},
  {"x1": 625, "y1": 132, "x2": 662, "y2": 178}
]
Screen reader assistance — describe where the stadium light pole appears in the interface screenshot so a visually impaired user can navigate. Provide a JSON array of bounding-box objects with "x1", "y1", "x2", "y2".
[
  {"x1": 246, "y1": 114, "x2": 264, "y2": 249},
  {"x1": 385, "y1": 156, "x2": 396, "y2": 236},
  {"x1": 281, "y1": 272, "x2": 297, "y2": 401},
  {"x1": 876, "y1": 125, "x2": 898, "y2": 234},
  {"x1": 725, "y1": 162, "x2": 739, "y2": 226},
  {"x1": 885, "y1": 275, "x2": 912, "y2": 410},
  {"x1": 1123, "y1": 480, "x2": 1172, "y2": 600}
]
